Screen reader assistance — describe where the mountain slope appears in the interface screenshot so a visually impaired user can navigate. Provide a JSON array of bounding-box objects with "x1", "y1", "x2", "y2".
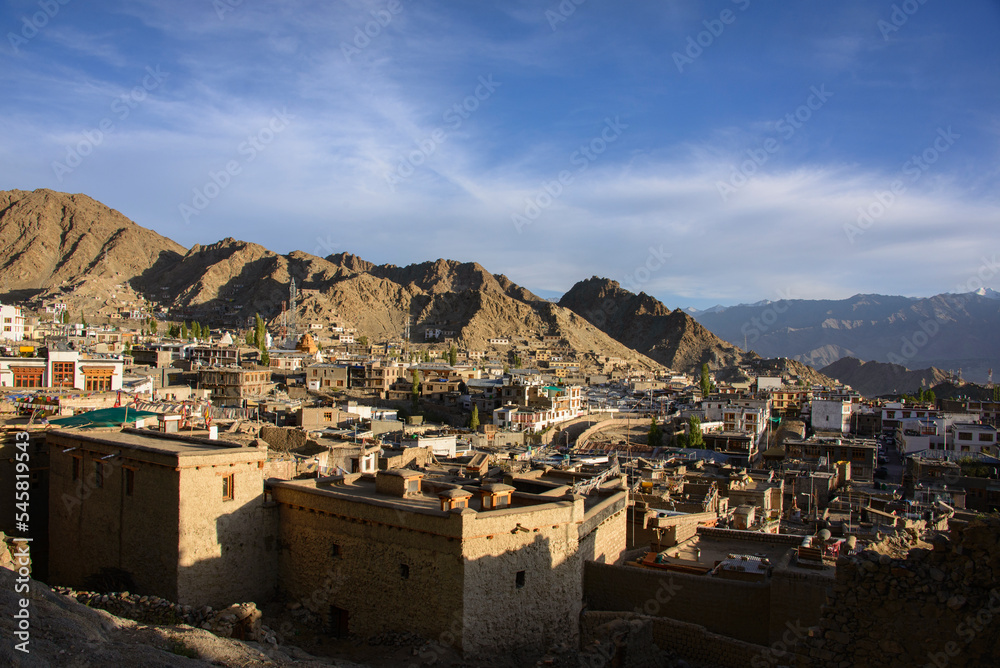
[
  {"x1": 558, "y1": 277, "x2": 745, "y2": 372},
  {"x1": 694, "y1": 292, "x2": 1000, "y2": 383},
  {"x1": 820, "y1": 357, "x2": 950, "y2": 398},
  {"x1": 0, "y1": 188, "x2": 186, "y2": 304}
]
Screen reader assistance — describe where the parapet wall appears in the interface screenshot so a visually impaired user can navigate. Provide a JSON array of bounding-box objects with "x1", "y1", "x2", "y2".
[{"x1": 793, "y1": 517, "x2": 1000, "y2": 667}]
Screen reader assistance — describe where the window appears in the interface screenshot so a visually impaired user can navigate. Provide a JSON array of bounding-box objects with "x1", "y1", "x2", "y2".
[
  {"x1": 82, "y1": 367, "x2": 114, "y2": 391},
  {"x1": 52, "y1": 361, "x2": 75, "y2": 388},
  {"x1": 958, "y1": 432, "x2": 973, "y2": 442},
  {"x1": 125, "y1": 468, "x2": 134, "y2": 496},
  {"x1": 11, "y1": 367, "x2": 43, "y2": 388},
  {"x1": 516, "y1": 571, "x2": 526, "y2": 588},
  {"x1": 331, "y1": 543, "x2": 341, "y2": 559},
  {"x1": 72, "y1": 457, "x2": 80, "y2": 481},
  {"x1": 94, "y1": 462, "x2": 104, "y2": 489},
  {"x1": 399, "y1": 564, "x2": 409, "y2": 579},
  {"x1": 223, "y1": 473, "x2": 235, "y2": 501},
  {"x1": 324, "y1": 412, "x2": 333, "y2": 421},
  {"x1": 979, "y1": 433, "x2": 994, "y2": 442}
]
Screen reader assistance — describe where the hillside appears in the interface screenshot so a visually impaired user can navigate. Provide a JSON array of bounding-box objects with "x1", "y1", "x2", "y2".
[
  {"x1": 1, "y1": 190, "x2": 662, "y2": 369},
  {"x1": 694, "y1": 292, "x2": 1000, "y2": 383},
  {"x1": 0, "y1": 188, "x2": 186, "y2": 306},
  {"x1": 558, "y1": 277, "x2": 745, "y2": 373},
  {"x1": 820, "y1": 357, "x2": 950, "y2": 398}
]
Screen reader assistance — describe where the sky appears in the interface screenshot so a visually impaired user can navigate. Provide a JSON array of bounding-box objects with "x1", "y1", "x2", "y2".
[{"x1": 1, "y1": 0, "x2": 999, "y2": 310}]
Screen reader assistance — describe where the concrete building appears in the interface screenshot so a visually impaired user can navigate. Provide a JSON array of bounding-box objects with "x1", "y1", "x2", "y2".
[
  {"x1": 197, "y1": 366, "x2": 273, "y2": 406},
  {"x1": 0, "y1": 303, "x2": 27, "y2": 341},
  {"x1": 306, "y1": 363, "x2": 349, "y2": 391},
  {"x1": 0, "y1": 344, "x2": 124, "y2": 391},
  {"x1": 811, "y1": 399, "x2": 853, "y2": 433},
  {"x1": 269, "y1": 469, "x2": 627, "y2": 657},
  {"x1": 47, "y1": 429, "x2": 276, "y2": 607}
]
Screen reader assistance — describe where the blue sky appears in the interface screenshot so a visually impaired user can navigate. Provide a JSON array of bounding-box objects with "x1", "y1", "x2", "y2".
[{"x1": 1, "y1": 0, "x2": 998, "y2": 309}]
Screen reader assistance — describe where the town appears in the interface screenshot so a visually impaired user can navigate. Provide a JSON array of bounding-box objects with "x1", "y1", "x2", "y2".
[{"x1": 2, "y1": 283, "x2": 1000, "y2": 667}]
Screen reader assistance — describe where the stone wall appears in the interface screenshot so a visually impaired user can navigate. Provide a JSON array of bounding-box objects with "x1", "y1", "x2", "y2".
[
  {"x1": 794, "y1": 518, "x2": 1000, "y2": 667},
  {"x1": 584, "y1": 561, "x2": 773, "y2": 644},
  {"x1": 581, "y1": 610, "x2": 778, "y2": 668}
]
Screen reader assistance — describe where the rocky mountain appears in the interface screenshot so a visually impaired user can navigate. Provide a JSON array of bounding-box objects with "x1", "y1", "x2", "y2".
[
  {"x1": 693, "y1": 292, "x2": 1000, "y2": 383},
  {"x1": 0, "y1": 190, "x2": 661, "y2": 368},
  {"x1": 819, "y1": 357, "x2": 951, "y2": 398},
  {"x1": 557, "y1": 277, "x2": 746, "y2": 373},
  {"x1": 0, "y1": 189, "x2": 186, "y2": 306}
]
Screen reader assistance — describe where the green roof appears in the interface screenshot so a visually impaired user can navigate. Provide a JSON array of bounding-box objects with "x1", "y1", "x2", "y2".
[{"x1": 48, "y1": 407, "x2": 162, "y2": 428}]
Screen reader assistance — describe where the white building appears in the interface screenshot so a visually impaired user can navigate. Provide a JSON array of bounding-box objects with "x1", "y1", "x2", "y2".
[
  {"x1": 0, "y1": 304, "x2": 26, "y2": 341},
  {"x1": 0, "y1": 344, "x2": 123, "y2": 391},
  {"x1": 811, "y1": 399, "x2": 853, "y2": 433}
]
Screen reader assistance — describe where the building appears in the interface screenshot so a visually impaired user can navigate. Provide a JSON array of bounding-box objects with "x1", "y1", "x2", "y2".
[
  {"x1": 197, "y1": 366, "x2": 273, "y2": 406},
  {"x1": 811, "y1": 399, "x2": 853, "y2": 433},
  {"x1": 269, "y1": 469, "x2": 627, "y2": 657},
  {"x1": 187, "y1": 345, "x2": 242, "y2": 367},
  {"x1": 493, "y1": 385, "x2": 583, "y2": 432},
  {"x1": 0, "y1": 343, "x2": 124, "y2": 391},
  {"x1": 0, "y1": 303, "x2": 26, "y2": 341},
  {"x1": 47, "y1": 429, "x2": 276, "y2": 607},
  {"x1": 784, "y1": 436, "x2": 878, "y2": 481},
  {"x1": 306, "y1": 363, "x2": 349, "y2": 391}
]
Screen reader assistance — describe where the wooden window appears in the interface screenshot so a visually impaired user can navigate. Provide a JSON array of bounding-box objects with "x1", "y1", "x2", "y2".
[
  {"x1": 11, "y1": 367, "x2": 43, "y2": 388},
  {"x1": 94, "y1": 462, "x2": 104, "y2": 488},
  {"x1": 82, "y1": 367, "x2": 114, "y2": 391},
  {"x1": 125, "y1": 468, "x2": 135, "y2": 496},
  {"x1": 223, "y1": 473, "x2": 235, "y2": 501},
  {"x1": 52, "y1": 361, "x2": 75, "y2": 387},
  {"x1": 516, "y1": 571, "x2": 526, "y2": 588},
  {"x1": 331, "y1": 543, "x2": 341, "y2": 559},
  {"x1": 72, "y1": 457, "x2": 81, "y2": 481},
  {"x1": 399, "y1": 564, "x2": 409, "y2": 579}
]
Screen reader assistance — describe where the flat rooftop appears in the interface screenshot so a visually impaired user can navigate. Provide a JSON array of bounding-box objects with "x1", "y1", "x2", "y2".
[{"x1": 49, "y1": 428, "x2": 261, "y2": 458}]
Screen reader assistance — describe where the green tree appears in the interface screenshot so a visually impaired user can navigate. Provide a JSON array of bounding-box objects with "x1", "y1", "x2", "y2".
[
  {"x1": 81, "y1": 312, "x2": 87, "y2": 328},
  {"x1": 180, "y1": 321, "x2": 188, "y2": 339},
  {"x1": 422, "y1": 350, "x2": 430, "y2": 363},
  {"x1": 469, "y1": 405, "x2": 480, "y2": 431},
  {"x1": 688, "y1": 416, "x2": 704, "y2": 448},
  {"x1": 149, "y1": 319, "x2": 158, "y2": 336},
  {"x1": 254, "y1": 313, "x2": 266, "y2": 349},
  {"x1": 260, "y1": 347, "x2": 270, "y2": 367},
  {"x1": 192, "y1": 322, "x2": 201, "y2": 339},
  {"x1": 700, "y1": 363, "x2": 711, "y2": 396},
  {"x1": 411, "y1": 370, "x2": 421, "y2": 411},
  {"x1": 201, "y1": 323, "x2": 209, "y2": 339},
  {"x1": 647, "y1": 417, "x2": 663, "y2": 448},
  {"x1": 358, "y1": 335, "x2": 368, "y2": 347},
  {"x1": 60, "y1": 310, "x2": 69, "y2": 324},
  {"x1": 513, "y1": 354, "x2": 522, "y2": 369},
  {"x1": 168, "y1": 323, "x2": 179, "y2": 338},
  {"x1": 245, "y1": 330, "x2": 254, "y2": 346},
  {"x1": 448, "y1": 344, "x2": 457, "y2": 366}
]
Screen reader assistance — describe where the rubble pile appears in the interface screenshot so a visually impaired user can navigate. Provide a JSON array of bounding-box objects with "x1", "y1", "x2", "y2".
[{"x1": 49, "y1": 587, "x2": 279, "y2": 645}]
